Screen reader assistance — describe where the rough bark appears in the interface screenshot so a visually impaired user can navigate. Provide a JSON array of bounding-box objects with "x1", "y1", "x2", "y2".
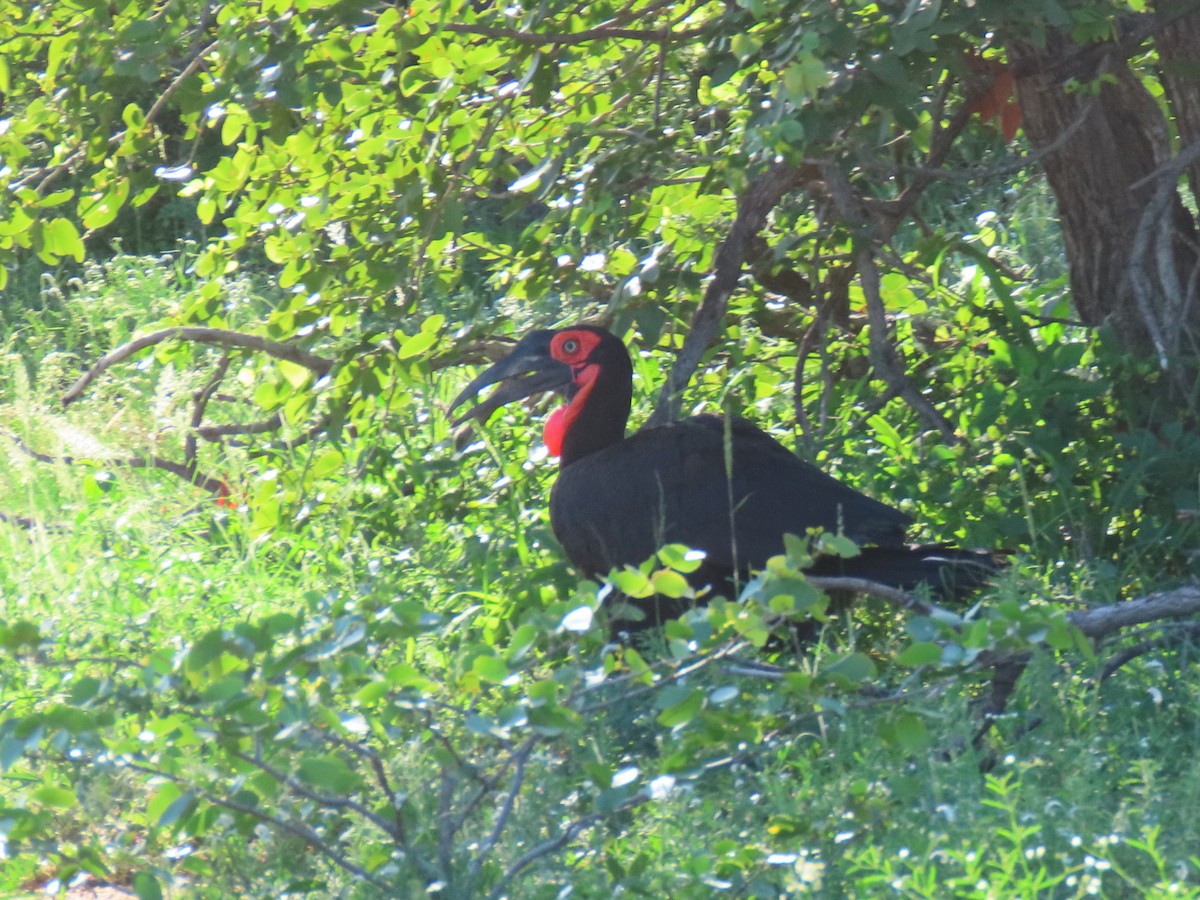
[
  {"x1": 1157, "y1": 2, "x2": 1200, "y2": 205},
  {"x1": 1009, "y1": 18, "x2": 1200, "y2": 367}
]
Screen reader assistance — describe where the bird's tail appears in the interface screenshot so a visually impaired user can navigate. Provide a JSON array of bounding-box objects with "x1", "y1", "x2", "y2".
[{"x1": 806, "y1": 544, "x2": 1005, "y2": 601}]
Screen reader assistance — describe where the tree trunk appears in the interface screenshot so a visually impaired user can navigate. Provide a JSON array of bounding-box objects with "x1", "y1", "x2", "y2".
[
  {"x1": 1008, "y1": 12, "x2": 1200, "y2": 373},
  {"x1": 1157, "y1": 3, "x2": 1200, "y2": 209}
]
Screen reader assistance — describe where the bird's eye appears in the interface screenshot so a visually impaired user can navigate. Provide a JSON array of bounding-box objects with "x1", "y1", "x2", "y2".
[{"x1": 562, "y1": 338, "x2": 579, "y2": 354}]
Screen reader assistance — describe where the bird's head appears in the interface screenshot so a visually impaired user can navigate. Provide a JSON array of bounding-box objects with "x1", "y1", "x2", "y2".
[{"x1": 449, "y1": 325, "x2": 632, "y2": 461}]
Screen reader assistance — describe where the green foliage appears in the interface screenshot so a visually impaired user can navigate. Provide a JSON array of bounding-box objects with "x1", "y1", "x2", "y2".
[{"x1": 3, "y1": 0, "x2": 1200, "y2": 895}]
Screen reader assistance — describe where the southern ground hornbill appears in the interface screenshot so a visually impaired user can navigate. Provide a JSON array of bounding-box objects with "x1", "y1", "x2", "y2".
[{"x1": 450, "y1": 325, "x2": 999, "y2": 627}]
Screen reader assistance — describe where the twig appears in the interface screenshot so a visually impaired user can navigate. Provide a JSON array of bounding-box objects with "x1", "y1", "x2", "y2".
[
  {"x1": 1, "y1": 427, "x2": 229, "y2": 496},
  {"x1": 229, "y1": 747, "x2": 401, "y2": 840},
  {"x1": 438, "y1": 20, "x2": 707, "y2": 46},
  {"x1": 196, "y1": 413, "x2": 283, "y2": 440},
  {"x1": 63, "y1": 328, "x2": 334, "y2": 407},
  {"x1": 1098, "y1": 622, "x2": 1200, "y2": 682},
  {"x1": 106, "y1": 757, "x2": 391, "y2": 890},
  {"x1": 438, "y1": 772, "x2": 456, "y2": 882},
  {"x1": 486, "y1": 802, "x2": 642, "y2": 900},
  {"x1": 25, "y1": 39, "x2": 219, "y2": 198},
  {"x1": 854, "y1": 245, "x2": 959, "y2": 443},
  {"x1": 807, "y1": 575, "x2": 938, "y2": 616},
  {"x1": 186, "y1": 355, "x2": 230, "y2": 465},
  {"x1": 467, "y1": 737, "x2": 539, "y2": 885}
]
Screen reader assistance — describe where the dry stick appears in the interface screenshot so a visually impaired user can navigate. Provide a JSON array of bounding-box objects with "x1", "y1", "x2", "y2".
[
  {"x1": 62, "y1": 327, "x2": 334, "y2": 407},
  {"x1": 649, "y1": 162, "x2": 813, "y2": 427}
]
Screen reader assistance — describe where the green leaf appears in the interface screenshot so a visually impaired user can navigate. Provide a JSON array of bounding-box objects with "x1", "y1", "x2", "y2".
[
  {"x1": 657, "y1": 688, "x2": 703, "y2": 728},
  {"x1": 297, "y1": 755, "x2": 361, "y2": 793},
  {"x1": 782, "y1": 532, "x2": 809, "y2": 561},
  {"x1": 398, "y1": 329, "x2": 438, "y2": 360},
  {"x1": 657, "y1": 544, "x2": 705, "y2": 573},
  {"x1": 897, "y1": 641, "x2": 942, "y2": 667},
  {"x1": 883, "y1": 712, "x2": 930, "y2": 752},
  {"x1": 150, "y1": 785, "x2": 195, "y2": 827},
  {"x1": 33, "y1": 785, "x2": 78, "y2": 808},
  {"x1": 472, "y1": 654, "x2": 509, "y2": 684},
  {"x1": 822, "y1": 652, "x2": 875, "y2": 686},
  {"x1": 42, "y1": 217, "x2": 85, "y2": 262},
  {"x1": 79, "y1": 176, "x2": 130, "y2": 230},
  {"x1": 122, "y1": 103, "x2": 147, "y2": 130},
  {"x1": 650, "y1": 569, "x2": 690, "y2": 599},
  {"x1": 386, "y1": 664, "x2": 433, "y2": 692},
  {"x1": 134, "y1": 872, "x2": 164, "y2": 900},
  {"x1": 0, "y1": 737, "x2": 26, "y2": 771},
  {"x1": 612, "y1": 567, "x2": 653, "y2": 598},
  {"x1": 815, "y1": 533, "x2": 860, "y2": 558}
]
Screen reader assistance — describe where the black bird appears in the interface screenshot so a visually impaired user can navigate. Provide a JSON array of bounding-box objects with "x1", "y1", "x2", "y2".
[{"x1": 450, "y1": 325, "x2": 998, "y2": 626}]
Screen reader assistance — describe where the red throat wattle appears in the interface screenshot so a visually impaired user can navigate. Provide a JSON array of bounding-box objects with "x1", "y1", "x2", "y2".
[
  {"x1": 542, "y1": 364, "x2": 598, "y2": 457},
  {"x1": 544, "y1": 405, "x2": 568, "y2": 456}
]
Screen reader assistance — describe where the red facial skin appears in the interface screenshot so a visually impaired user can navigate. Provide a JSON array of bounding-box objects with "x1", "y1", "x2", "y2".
[{"x1": 543, "y1": 330, "x2": 603, "y2": 457}]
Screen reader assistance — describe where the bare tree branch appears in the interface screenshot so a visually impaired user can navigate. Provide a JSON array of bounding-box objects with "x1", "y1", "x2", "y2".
[
  {"x1": 467, "y1": 737, "x2": 539, "y2": 885},
  {"x1": 99, "y1": 757, "x2": 392, "y2": 890},
  {"x1": 196, "y1": 413, "x2": 283, "y2": 441},
  {"x1": 807, "y1": 575, "x2": 938, "y2": 616},
  {"x1": 1099, "y1": 622, "x2": 1200, "y2": 682},
  {"x1": 853, "y1": 245, "x2": 960, "y2": 443},
  {"x1": 62, "y1": 328, "x2": 334, "y2": 407},
  {"x1": 1068, "y1": 582, "x2": 1200, "y2": 640},
  {"x1": 649, "y1": 163, "x2": 814, "y2": 427},
  {"x1": 229, "y1": 746, "x2": 401, "y2": 840},
  {"x1": 186, "y1": 355, "x2": 230, "y2": 465},
  {"x1": 1, "y1": 427, "x2": 229, "y2": 496}
]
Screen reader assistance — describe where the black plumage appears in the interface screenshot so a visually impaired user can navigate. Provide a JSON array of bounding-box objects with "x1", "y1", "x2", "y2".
[{"x1": 451, "y1": 325, "x2": 997, "y2": 625}]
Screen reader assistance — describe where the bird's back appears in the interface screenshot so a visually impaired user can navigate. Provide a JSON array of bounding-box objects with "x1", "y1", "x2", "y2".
[{"x1": 549, "y1": 413, "x2": 910, "y2": 578}]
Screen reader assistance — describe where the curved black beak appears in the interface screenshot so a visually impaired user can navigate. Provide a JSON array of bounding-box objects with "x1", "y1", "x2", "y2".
[{"x1": 448, "y1": 330, "x2": 573, "y2": 427}]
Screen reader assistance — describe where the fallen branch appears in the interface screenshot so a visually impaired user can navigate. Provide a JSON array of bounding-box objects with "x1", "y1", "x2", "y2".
[{"x1": 1068, "y1": 582, "x2": 1200, "y2": 640}]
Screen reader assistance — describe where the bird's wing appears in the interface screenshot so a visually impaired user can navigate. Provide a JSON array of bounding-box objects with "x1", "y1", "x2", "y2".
[{"x1": 549, "y1": 415, "x2": 911, "y2": 576}]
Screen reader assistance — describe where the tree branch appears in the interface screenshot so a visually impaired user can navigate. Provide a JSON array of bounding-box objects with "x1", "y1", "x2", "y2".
[
  {"x1": 1, "y1": 427, "x2": 229, "y2": 496},
  {"x1": 648, "y1": 163, "x2": 815, "y2": 427},
  {"x1": 439, "y1": 21, "x2": 707, "y2": 47},
  {"x1": 1068, "y1": 582, "x2": 1200, "y2": 640},
  {"x1": 63, "y1": 327, "x2": 334, "y2": 407}
]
